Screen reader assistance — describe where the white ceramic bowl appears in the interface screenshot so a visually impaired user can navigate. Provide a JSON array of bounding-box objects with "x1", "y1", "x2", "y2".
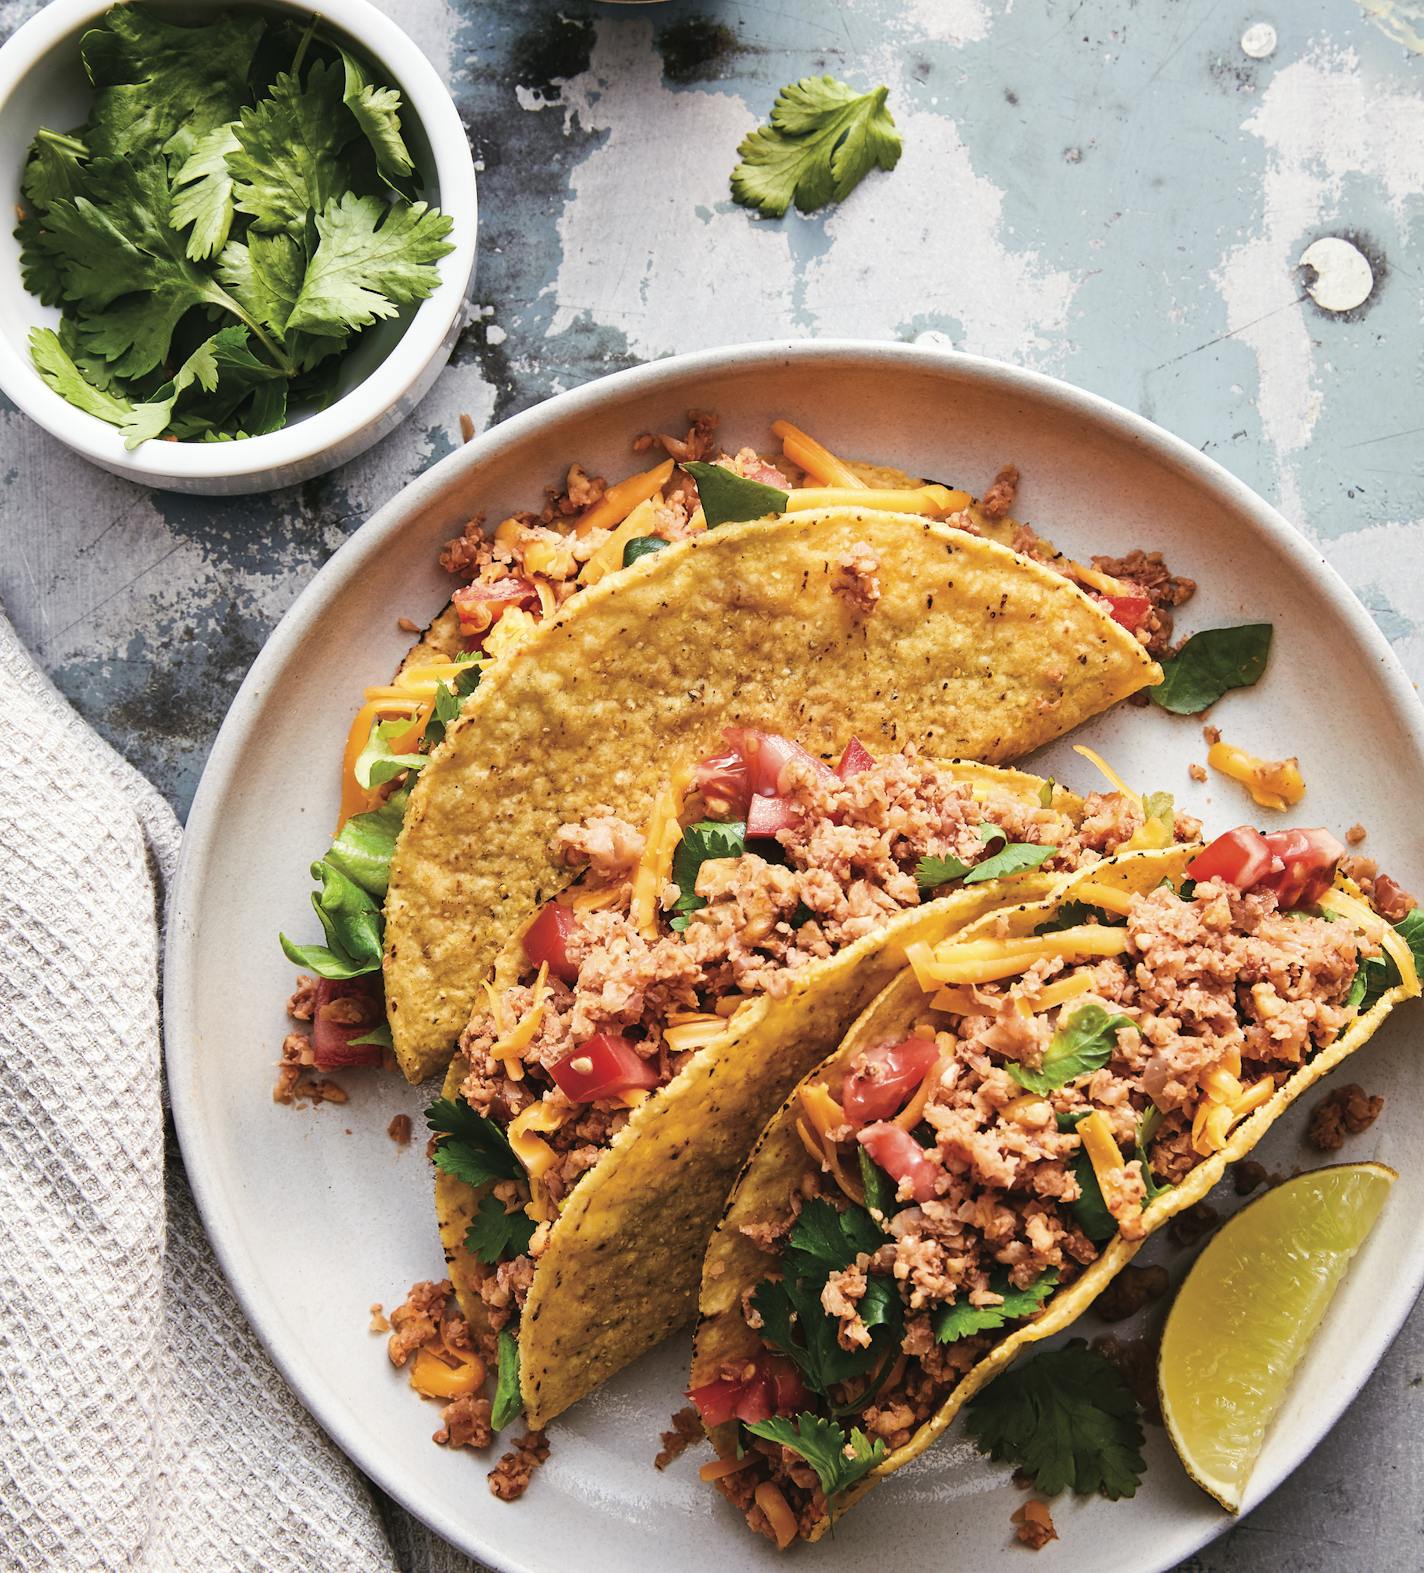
[
  {"x1": 0, "y1": 0, "x2": 477, "y2": 494},
  {"x1": 167, "y1": 341, "x2": 1424, "y2": 1573}
]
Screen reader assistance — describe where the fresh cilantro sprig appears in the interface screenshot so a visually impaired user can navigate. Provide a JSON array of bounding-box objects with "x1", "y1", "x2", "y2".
[
  {"x1": 744, "y1": 1413, "x2": 887, "y2": 1503},
  {"x1": 1008, "y1": 1003, "x2": 1133, "y2": 1095},
  {"x1": 916, "y1": 839, "x2": 1057, "y2": 892},
  {"x1": 932, "y1": 1269, "x2": 1058, "y2": 1344},
  {"x1": 731, "y1": 75, "x2": 902, "y2": 218},
  {"x1": 965, "y1": 1340, "x2": 1146, "y2": 1499},
  {"x1": 466, "y1": 1192, "x2": 537, "y2": 1266},
  {"x1": 16, "y1": 5, "x2": 453, "y2": 446},
  {"x1": 426, "y1": 1096, "x2": 522, "y2": 1189},
  {"x1": 669, "y1": 819, "x2": 747, "y2": 931}
]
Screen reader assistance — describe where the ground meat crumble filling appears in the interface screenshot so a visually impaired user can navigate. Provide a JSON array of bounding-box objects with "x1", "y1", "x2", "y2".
[
  {"x1": 448, "y1": 731, "x2": 1187, "y2": 1352},
  {"x1": 700, "y1": 867, "x2": 1399, "y2": 1543}
]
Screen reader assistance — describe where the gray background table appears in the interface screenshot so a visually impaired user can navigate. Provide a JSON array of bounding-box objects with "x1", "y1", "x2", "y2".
[{"x1": 1, "y1": 0, "x2": 1419, "y2": 1567}]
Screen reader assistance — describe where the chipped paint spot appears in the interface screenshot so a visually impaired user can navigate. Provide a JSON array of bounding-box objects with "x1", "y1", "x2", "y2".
[
  {"x1": 1357, "y1": 0, "x2": 1424, "y2": 51},
  {"x1": 1299, "y1": 236, "x2": 1375, "y2": 312},
  {"x1": 1241, "y1": 23, "x2": 1278, "y2": 59}
]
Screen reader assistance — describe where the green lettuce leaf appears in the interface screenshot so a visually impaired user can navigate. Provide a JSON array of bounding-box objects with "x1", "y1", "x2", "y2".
[{"x1": 491, "y1": 1330, "x2": 524, "y2": 1430}]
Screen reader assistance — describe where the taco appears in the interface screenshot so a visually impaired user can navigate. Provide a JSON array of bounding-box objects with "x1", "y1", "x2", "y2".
[
  {"x1": 428, "y1": 734, "x2": 1198, "y2": 1431},
  {"x1": 690, "y1": 828, "x2": 1422, "y2": 1546}
]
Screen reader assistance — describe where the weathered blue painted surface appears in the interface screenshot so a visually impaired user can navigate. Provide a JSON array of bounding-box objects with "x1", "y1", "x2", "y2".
[{"x1": 0, "y1": 1, "x2": 1420, "y2": 1565}]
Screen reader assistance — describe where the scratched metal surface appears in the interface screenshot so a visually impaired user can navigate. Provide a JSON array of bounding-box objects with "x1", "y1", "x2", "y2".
[{"x1": 1, "y1": 0, "x2": 1420, "y2": 1567}]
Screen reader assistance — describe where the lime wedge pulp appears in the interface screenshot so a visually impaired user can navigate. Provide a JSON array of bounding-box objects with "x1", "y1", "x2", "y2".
[{"x1": 1158, "y1": 1161, "x2": 1396, "y2": 1512}]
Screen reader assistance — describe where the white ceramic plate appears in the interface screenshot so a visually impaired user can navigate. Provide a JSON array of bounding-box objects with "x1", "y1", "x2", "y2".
[{"x1": 165, "y1": 342, "x2": 1424, "y2": 1573}]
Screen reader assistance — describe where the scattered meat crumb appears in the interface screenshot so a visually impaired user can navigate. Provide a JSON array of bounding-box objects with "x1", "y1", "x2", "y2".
[
  {"x1": 1308, "y1": 1084, "x2": 1385, "y2": 1152},
  {"x1": 369, "y1": 1303, "x2": 390, "y2": 1333},
  {"x1": 388, "y1": 1114, "x2": 413, "y2": 1146},
  {"x1": 1188, "y1": 763, "x2": 1208, "y2": 784},
  {"x1": 1011, "y1": 1500, "x2": 1058, "y2": 1550},
  {"x1": 980, "y1": 463, "x2": 1020, "y2": 520},
  {"x1": 632, "y1": 409, "x2": 718, "y2": 464},
  {"x1": 655, "y1": 1406, "x2": 703, "y2": 1470},
  {"x1": 488, "y1": 1430, "x2": 550, "y2": 1500},
  {"x1": 1202, "y1": 724, "x2": 1221, "y2": 746},
  {"x1": 436, "y1": 1394, "x2": 494, "y2": 1451},
  {"x1": 1168, "y1": 1203, "x2": 1220, "y2": 1251},
  {"x1": 1092, "y1": 1333, "x2": 1164, "y2": 1425},
  {"x1": 273, "y1": 1033, "x2": 349, "y2": 1106},
  {"x1": 1346, "y1": 823, "x2": 1367, "y2": 846},
  {"x1": 1093, "y1": 1264, "x2": 1170, "y2": 1323},
  {"x1": 459, "y1": 412, "x2": 475, "y2": 443},
  {"x1": 397, "y1": 616, "x2": 421, "y2": 634},
  {"x1": 287, "y1": 975, "x2": 319, "y2": 1020},
  {"x1": 830, "y1": 540, "x2": 882, "y2": 615}
]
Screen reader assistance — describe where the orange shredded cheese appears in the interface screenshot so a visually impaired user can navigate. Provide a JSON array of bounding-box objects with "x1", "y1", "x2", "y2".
[
  {"x1": 630, "y1": 771, "x2": 691, "y2": 937},
  {"x1": 508, "y1": 1101, "x2": 563, "y2": 1178},
  {"x1": 1077, "y1": 1111, "x2": 1125, "y2": 1193},
  {"x1": 409, "y1": 1346, "x2": 486, "y2": 1399},
  {"x1": 488, "y1": 962, "x2": 549, "y2": 1082},
  {"x1": 1071, "y1": 744, "x2": 1142, "y2": 808},
  {"x1": 782, "y1": 483, "x2": 969, "y2": 515},
  {"x1": 919, "y1": 926, "x2": 1132, "y2": 986},
  {"x1": 578, "y1": 494, "x2": 663, "y2": 584},
  {"x1": 892, "y1": 1054, "x2": 947, "y2": 1129},
  {"x1": 1207, "y1": 740, "x2": 1306, "y2": 811},
  {"x1": 754, "y1": 1482, "x2": 799, "y2": 1549},
  {"x1": 574, "y1": 458, "x2": 675, "y2": 538},
  {"x1": 799, "y1": 1081, "x2": 845, "y2": 1140},
  {"x1": 699, "y1": 1455, "x2": 756, "y2": 1482},
  {"x1": 771, "y1": 419, "x2": 866, "y2": 490}
]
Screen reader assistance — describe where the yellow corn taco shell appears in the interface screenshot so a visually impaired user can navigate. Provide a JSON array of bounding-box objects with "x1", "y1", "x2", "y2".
[
  {"x1": 386, "y1": 509, "x2": 1161, "y2": 1082},
  {"x1": 436, "y1": 760, "x2": 1118, "y2": 1428},
  {"x1": 692, "y1": 848, "x2": 1419, "y2": 1539}
]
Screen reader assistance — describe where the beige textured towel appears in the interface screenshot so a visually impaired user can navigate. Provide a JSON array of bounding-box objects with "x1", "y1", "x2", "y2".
[{"x1": 0, "y1": 609, "x2": 482, "y2": 1573}]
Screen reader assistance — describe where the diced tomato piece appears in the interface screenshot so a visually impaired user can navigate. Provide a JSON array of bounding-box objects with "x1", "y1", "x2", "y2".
[
  {"x1": 522, "y1": 902, "x2": 580, "y2": 984},
  {"x1": 1260, "y1": 827, "x2": 1345, "y2": 910},
  {"x1": 857, "y1": 1123, "x2": 940, "y2": 1202},
  {"x1": 723, "y1": 727, "x2": 837, "y2": 796},
  {"x1": 746, "y1": 793, "x2": 799, "y2": 838},
  {"x1": 311, "y1": 977, "x2": 385, "y2": 1069},
  {"x1": 695, "y1": 748, "x2": 751, "y2": 819},
  {"x1": 451, "y1": 576, "x2": 540, "y2": 639},
  {"x1": 1096, "y1": 591, "x2": 1153, "y2": 632},
  {"x1": 835, "y1": 737, "x2": 877, "y2": 779},
  {"x1": 1186, "y1": 826, "x2": 1276, "y2": 890},
  {"x1": 686, "y1": 1378, "x2": 742, "y2": 1428},
  {"x1": 841, "y1": 1037, "x2": 941, "y2": 1126},
  {"x1": 548, "y1": 1033, "x2": 660, "y2": 1102},
  {"x1": 686, "y1": 1355, "x2": 809, "y2": 1428}
]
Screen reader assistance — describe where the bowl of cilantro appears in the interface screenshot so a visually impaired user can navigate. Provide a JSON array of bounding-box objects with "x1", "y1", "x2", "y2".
[{"x1": 0, "y1": 0, "x2": 477, "y2": 493}]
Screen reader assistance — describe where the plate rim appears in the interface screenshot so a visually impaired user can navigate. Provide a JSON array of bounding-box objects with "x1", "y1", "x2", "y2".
[{"x1": 163, "y1": 339, "x2": 1424, "y2": 1573}]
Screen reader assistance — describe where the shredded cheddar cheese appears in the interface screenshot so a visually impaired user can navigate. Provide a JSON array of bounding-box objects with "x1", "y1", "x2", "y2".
[
  {"x1": 782, "y1": 483, "x2": 969, "y2": 516},
  {"x1": 754, "y1": 1482, "x2": 799, "y2": 1550},
  {"x1": 578, "y1": 494, "x2": 663, "y2": 585},
  {"x1": 1077, "y1": 1110, "x2": 1125, "y2": 1191},
  {"x1": 771, "y1": 419, "x2": 866, "y2": 490},
  {"x1": 1071, "y1": 744, "x2": 1142, "y2": 808},
  {"x1": 928, "y1": 984, "x2": 985, "y2": 1015},
  {"x1": 699, "y1": 1456, "x2": 756, "y2": 1482},
  {"x1": 482, "y1": 606, "x2": 540, "y2": 661},
  {"x1": 630, "y1": 771, "x2": 691, "y2": 937},
  {"x1": 799, "y1": 1081, "x2": 845, "y2": 1141},
  {"x1": 1064, "y1": 880, "x2": 1139, "y2": 917},
  {"x1": 574, "y1": 458, "x2": 675, "y2": 538},
  {"x1": 918, "y1": 926, "x2": 1132, "y2": 986},
  {"x1": 892, "y1": 1055, "x2": 947, "y2": 1130},
  {"x1": 1207, "y1": 740, "x2": 1306, "y2": 811},
  {"x1": 1015, "y1": 971, "x2": 1097, "y2": 1016},
  {"x1": 409, "y1": 1347, "x2": 485, "y2": 1400},
  {"x1": 488, "y1": 962, "x2": 549, "y2": 1082},
  {"x1": 508, "y1": 1101, "x2": 564, "y2": 1179},
  {"x1": 662, "y1": 1015, "x2": 726, "y2": 1054},
  {"x1": 1323, "y1": 888, "x2": 1421, "y2": 998}
]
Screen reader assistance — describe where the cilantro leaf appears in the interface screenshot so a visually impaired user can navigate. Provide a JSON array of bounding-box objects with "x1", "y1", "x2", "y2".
[
  {"x1": 744, "y1": 1414, "x2": 886, "y2": 1503},
  {"x1": 623, "y1": 535, "x2": 672, "y2": 567},
  {"x1": 752, "y1": 1276, "x2": 880, "y2": 1395},
  {"x1": 285, "y1": 192, "x2": 454, "y2": 336},
  {"x1": 1035, "y1": 899, "x2": 1125, "y2": 935},
  {"x1": 28, "y1": 327, "x2": 131, "y2": 427},
  {"x1": 933, "y1": 1270, "x2": 1058, "y2": 1343},
  {"x1": 1008, "y1": 1003, "x2": 1133, "y2": 1095},
  {"x1": 426, "y1": 1096, "x2": 522, "y2": 1187},
  {"x1": 1149, "y1": 624, "x2": 1273, "y2": 716},
  {"x1": 22, "y1": 128, "x2": 89, "y2": 211},
  {"x1": 782, "y1": 1198, "x2": 883, "y2": 1280},
  {"x1": 669, "y1": 819, "x2": 747, "y2": 929},
  {"x1": 81, "y1": 7, "x2": 265, "y2": 161},
  {"x1": 422, "y1": 658, "x2": 482, "y2": 751},
  {"x1": 466, "y1": 1192, "x2": 537, "y2": 1266},
  {"x1": 731, "y1": 76, "x2": 902, "y2": 218},
  {"x1": 118, "y1": 330, "x2": 229, "y2": 449},
  {"x1": 491, "y1": 1330, "x2": 524, "y2": 1430},
  {"x1": 858, "y1": 1147, "x2": 898, "y2": 1223},
  {"x1": 161, "y1": 328, "x2": 288, "y2": 440},
  {"x1": 171, "y1": 124, "x2": 241, "y2": 261},
  {"x1": 228, "y1": 61, "x2": 352, "y2": 236},
  {"x1": 965, "y1": 841, "x2": 1057, "y2": 885},
  {"x1": 681, "y1": 461, "x2": 789, "y2": 527},
  {"x1": 340, "y1": 47, "x2": 415, "y2": 182},
  {"x1": 915, "y1": 853, "x2": 972, "y2": 891},
  {"x1": 965, "y1": 1340, "x2": 1146, "y2": 1499}
]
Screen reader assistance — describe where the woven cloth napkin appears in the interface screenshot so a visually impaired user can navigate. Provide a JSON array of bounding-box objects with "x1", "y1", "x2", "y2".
[{"x1": 0, "y1": 608, "x2": 483, "y2": 1573}]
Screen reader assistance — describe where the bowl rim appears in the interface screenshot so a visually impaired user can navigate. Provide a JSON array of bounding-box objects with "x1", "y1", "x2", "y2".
[
  {"x1": 0, "y1": 0, "x2": 477, "y2": 479},
  {"x1": 164, "y1": 338, "x2": 1424, "y2": 1573}
]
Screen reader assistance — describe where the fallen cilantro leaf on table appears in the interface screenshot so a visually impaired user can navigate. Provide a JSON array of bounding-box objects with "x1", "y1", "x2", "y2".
[
  {"x1": 731, "y1": 75, "x2": 902, "y2": 217},
  {"x1": 966, "y1": 1339, "x2": 1146, "y2": 1499},
  {"x1": 14, "y1": 4, "x2": 452, "y2": 447}
]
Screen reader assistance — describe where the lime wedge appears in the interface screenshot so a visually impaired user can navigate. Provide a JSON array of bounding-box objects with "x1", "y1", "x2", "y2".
[{"x1": 1158, "y1": 1160, "x2": 1396, "y2": 1512}]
